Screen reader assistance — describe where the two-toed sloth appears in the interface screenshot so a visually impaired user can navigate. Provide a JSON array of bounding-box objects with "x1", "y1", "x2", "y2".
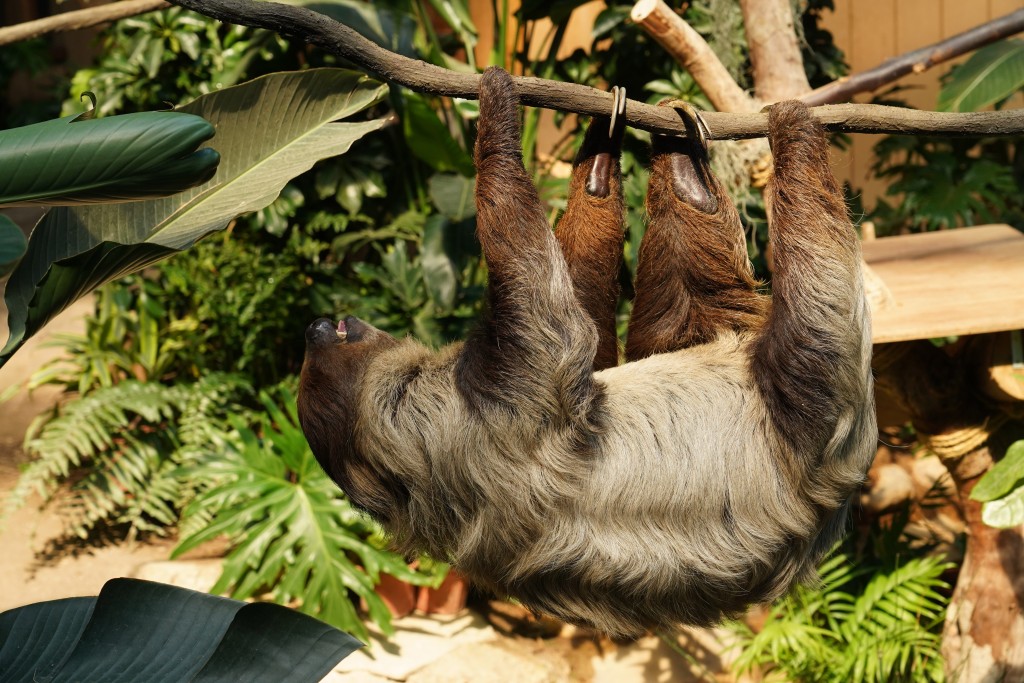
[{"x1": 299, "y1": 67, "x2": 875, "y2": 637}]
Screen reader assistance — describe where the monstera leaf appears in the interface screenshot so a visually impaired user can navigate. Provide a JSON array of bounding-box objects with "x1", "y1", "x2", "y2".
[
  {"x1": 0, "y1": 110, "x2": 219, "y2": 207},
  {"x1": 0, "y1": 69, "x2": 388, "y2": 366},
  {"x1": 0, "y1": 578, "x2": 361, "y2": 682}
]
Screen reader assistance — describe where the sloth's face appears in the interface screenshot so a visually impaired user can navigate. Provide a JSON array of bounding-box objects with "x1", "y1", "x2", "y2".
[
  {"x1": 297, "y1": 316, "x2": 401, "y2": 516},
  {"x1": 298, "y1": 315, "x2": 396, "y2": 414}
]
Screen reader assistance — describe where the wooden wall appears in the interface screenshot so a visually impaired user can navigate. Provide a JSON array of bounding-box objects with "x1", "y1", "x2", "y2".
[{"x1": 821, "y1": 0, "x2": 1024, "y2": 206}]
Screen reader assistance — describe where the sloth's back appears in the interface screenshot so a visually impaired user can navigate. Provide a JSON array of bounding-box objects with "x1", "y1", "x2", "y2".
[{"x1": 510, "y1": 332, "x2": 872, "y2": 636}]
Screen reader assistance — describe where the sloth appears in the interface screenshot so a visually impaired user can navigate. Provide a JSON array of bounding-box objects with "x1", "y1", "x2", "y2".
[{"x1": 298, "y1": 67, "x2": 875, "y2": 637}]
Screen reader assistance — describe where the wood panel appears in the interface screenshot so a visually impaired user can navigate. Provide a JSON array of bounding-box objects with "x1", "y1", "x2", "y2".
[
  {"x1": 863, "y1": 225, "x2": 1024, "y2": 343},
  {"x1": 823, "y1": 0, "x2": 1022, "y2": 210}
]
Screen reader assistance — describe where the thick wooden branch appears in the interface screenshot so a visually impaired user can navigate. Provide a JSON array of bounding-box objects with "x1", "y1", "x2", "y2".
[
  {"x1": 0, "y1": 0, "x2": 169, "y2": 47},
  {"x1": 166, "y1": 0, "x2": 1024, "y2": 140},
  {"x1": 803, "y1": 9, "x2": 1024, "y2": 106},
  {"x1": 630, "y1": 0, "x2": 756, "y2": 112},
  {"x1": 739, "y1": 0, "x2": 811, "y2": 101}
]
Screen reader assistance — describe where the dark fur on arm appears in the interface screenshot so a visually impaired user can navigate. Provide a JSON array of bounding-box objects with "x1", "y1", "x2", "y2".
[
  {"x1": 457, "y1": 68, "x2": 599, "y2": 421},
  {"x1": 752, "y1": 101, "x2": 870, "y2": 454},
  {"x1": 626, "y1": 132, "x2": 765, "y2": 361},
  {"x1": 555, "y1": 117, "x2": 626, "y2": 371}
]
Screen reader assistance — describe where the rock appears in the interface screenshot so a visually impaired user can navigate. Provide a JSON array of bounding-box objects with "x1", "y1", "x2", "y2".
[
  {"x1": 863, "y1": 462, "x2": 914, "y2": 511},
  {"x1": 334, "y1": 611, "x2": 497, "y2": 681},
  {"x1": 130, "y1": 559, "x2": 223, "y2": 593},
  {"x1": 407, "y1": 639, "x2": 571, "y2": 683}
]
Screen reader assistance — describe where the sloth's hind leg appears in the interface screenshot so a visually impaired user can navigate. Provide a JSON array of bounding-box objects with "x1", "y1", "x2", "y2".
[
  {"x1": 556, "y1": 116, "x2": 626, "y2": 371},
  {"x1": 626, "y1": 133, "x2": 765, "y2": 361}
]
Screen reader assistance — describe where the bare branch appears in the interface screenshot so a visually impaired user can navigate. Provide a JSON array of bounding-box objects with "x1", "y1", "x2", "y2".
[
  {"x1": 803, "y1": 9, "x2": 1024, "y2": 106},
  {"x1": 165, "y1": 0, "x2": 1024, "y2": 140},
  {"x1": 739, "y1": 0, "x2": 811, "y2": 101},
  {"x1": 630, "y1": 0, "x2": 756, "y2": 112},
  {"x1": 0, "y1": 0, "x2": 169, "y2": 47}
]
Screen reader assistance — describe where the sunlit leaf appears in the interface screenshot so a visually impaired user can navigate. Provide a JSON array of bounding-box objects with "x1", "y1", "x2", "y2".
[
  {"x1": 1, "y1": 69, "x2": 387, "y2": 366},
  {"x1": 939, "y1": 39, "x2": 1024, "y2": 112},
  {"x1": 0, "y1": 111, "x2": 218, "y2": 207}
]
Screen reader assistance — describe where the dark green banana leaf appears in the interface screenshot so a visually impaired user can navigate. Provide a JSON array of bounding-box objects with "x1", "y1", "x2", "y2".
[
  {"x1": 0, "y1": 578, "x2": 362, "y2": 683},
  {"x1": 0, "y1": 215, "x2": 27, "y2": 277},
  {"x1": 0, "y1": 68, "x2": 388, "y2": 366},
  {"x1": 0, "y1": 110, "x2": 219, "y2": 207}
]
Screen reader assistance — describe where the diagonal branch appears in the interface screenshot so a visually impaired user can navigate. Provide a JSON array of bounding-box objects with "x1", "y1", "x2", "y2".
[
  {"x1": 165, "y1": 0, "x2": 1024, "y2": 140},
  {"x1": 0, "y1": 0, "x2": 169, "y2": 47},
  {"x1": 802, "y1": 9, "x2": 1024, "y2": 106},
  {"x1": 630, "y1": 0, "x2": 756, "y2": 112}
]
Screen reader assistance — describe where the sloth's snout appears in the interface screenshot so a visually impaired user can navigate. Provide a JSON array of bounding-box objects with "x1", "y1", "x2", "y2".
[{"x1": 306, "y1": 317, "x2": 346, "y2": 347}]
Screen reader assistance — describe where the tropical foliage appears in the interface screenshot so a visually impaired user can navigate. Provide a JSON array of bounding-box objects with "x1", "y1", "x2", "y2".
[
  {"x1": 731, "y1": 551, "x2": 951, "y2": 683},
  {"x1": 971, "y1": 439, "x2": 1024, "y2": 528},
  {"x1": 869, "y1": 38, "x2": 1024, "y2": 234},
  {"x1": 173, "y1": 389, "x2": 436, "y2": 640}
]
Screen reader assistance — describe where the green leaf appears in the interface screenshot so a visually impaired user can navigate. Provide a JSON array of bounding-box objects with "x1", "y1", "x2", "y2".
[
  {"x1": 428, "y1": 172, "x2": 476, "y2": 221},
  {"x1": 0, "y1": 215, "x2": 27, "y2": 277},
  {"x1": 0, "y1": 597, "x2": 95, "y2": 680},
  {"x1": 982, "y1": 484, "x2": 1024, "y2": 528},
  {"x1": 288, "y1": 0, "x2": 417, "y2": 57},
  {"x1": 593, "y1": 6, "x2": 630, "y2": 39},
  {"x1": 0, "y1": 579, "x2": 360, "y2": 682},
  {"x1": 175, "y1": 389, "x2": 434, "y2": 641},
  {"x1": 401, "y1": 91, "x2": 475, "y2": 176},
  {"x1": 0, "y1": 69, "x2": 387, "y2": 367},
  {"x1": 421, "y1": 215, "x2": 458, "y2": 312},
  {"x1": 426, "y1": 0, "x2": 478, "y2": 52},
  {"x1": 0, "y1": 111, "x2": 218, "y2": 207},
  {"x1": 191, "y1": 602, "x2": 362, "y2": 682},
  {"x1": 939, "y1": 39, "x2": 1024, "y2": 112},
  {"x1": 972, "y1": 440, "x2": 1024, "y2": 502}
]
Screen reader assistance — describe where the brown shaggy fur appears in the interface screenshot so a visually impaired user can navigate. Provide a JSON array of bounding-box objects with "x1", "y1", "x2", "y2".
[{"x1": 298, "y1": 67, "x2": 875, "y2": 637}]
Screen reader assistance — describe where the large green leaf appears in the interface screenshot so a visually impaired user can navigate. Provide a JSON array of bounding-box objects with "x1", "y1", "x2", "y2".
[
  {"x1": 982, "y1": 485, "x2": 1024, "y2": 528},
  {"x1": 0, "y1": 597, "x2": 95, "y2": 681},
  {"x1": 292, "y1": 1, "x2": 416, "y2": 57},
  {"x1": 0, "y1": 110, "x2": 219, "y2": 207},
  {"x1": 939, "y1": 39, "x2": 1024, "y2": 112},
  {"x1": 971, "y1": 440, "x2": 1024, "y2": 502},
  {"x1": 0, "y1": 578, "x2": 361, "y2": 682},
  {"x1": 0, "y1": 215, "x2": 27, "y2": 277},
  {"x1": 0, "y1": 69, "x2": 387, "y2": 367},
  {"x1": 174, "y1": 390, "x2": 435, "y2": 642},
  {"x1": 400, "y1": 91, "x2": 475, "y2": 176}
]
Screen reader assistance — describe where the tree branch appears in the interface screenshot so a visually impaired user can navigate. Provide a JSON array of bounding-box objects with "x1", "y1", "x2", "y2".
[
  {"x1": 630, "y1": 0, "x2": 756, "y2": 112},
  {"x1": 802, "y1": 9, "x2": 1024, "y2": 106},
  {"x1": 0, "y1": 0, "x2": 169, "y2": 47},
  {"x1": 165, "y1": 0, "x2": 1024, "y2": 140},
  {"x1": 739, "y1": 0, "x2": 811, "y2": 101}
]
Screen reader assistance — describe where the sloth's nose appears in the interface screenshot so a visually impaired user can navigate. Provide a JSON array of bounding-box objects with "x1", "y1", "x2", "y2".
[{"x1": 306, "y1": 318, "x2": 339, "y2": 347}]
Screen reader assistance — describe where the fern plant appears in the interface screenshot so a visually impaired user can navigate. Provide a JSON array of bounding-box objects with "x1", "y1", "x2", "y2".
[
  {"x1": 730, "y1": 552, "x2": 951, "y2": 683},
  {"x1": 173, "y1": 388, "x2": 437, "y2": 641},
  {"x1": 4, "y1": 374, "x2": 249, "y2": 539}
]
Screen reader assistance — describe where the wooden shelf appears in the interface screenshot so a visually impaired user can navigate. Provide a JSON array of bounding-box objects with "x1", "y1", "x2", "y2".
[{"x1": 862, "y1": 225, "x2": 1024, "y2": 344}]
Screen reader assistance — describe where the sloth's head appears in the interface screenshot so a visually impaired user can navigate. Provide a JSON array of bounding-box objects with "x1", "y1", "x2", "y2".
[{"x1": 297, "y1": 315, "x2": 403, "y2": 518}]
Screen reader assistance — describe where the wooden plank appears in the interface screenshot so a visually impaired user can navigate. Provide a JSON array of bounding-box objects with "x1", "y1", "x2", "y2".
[{"x1": 863, "y1": 225, "x2": 1024, "y2": 343}]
